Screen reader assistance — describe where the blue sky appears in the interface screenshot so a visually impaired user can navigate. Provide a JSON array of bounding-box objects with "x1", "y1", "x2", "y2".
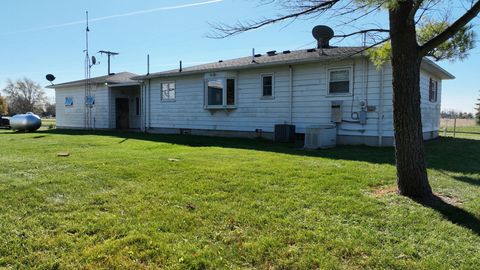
[{"x1": 0, "y1": 0, "x2": 478, "y2": 113}]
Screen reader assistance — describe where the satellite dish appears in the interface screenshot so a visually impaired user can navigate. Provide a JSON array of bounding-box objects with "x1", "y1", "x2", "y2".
[
  {"x1": 312, "y1": 25, "x2": 334, "y2": 48},
  {"x1": 91, "y1": 56, "x2": 97, "y2": 65},
  {"x1": 46, "y1": 74, "x2": 56, "y2": 82}
]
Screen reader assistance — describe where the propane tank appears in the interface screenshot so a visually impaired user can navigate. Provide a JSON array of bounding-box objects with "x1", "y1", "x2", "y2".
[{"x1": 10, "y1": 113, "x2": 42, "y2": 132}]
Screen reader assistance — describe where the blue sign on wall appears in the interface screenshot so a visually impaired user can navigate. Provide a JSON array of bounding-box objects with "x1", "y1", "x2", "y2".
[
  {"x1": 86, "y1": 96, "x2": 95, "y2": 106},
  {"x1": 65, "y1": 97, "x2": 74, "y2": 106}
]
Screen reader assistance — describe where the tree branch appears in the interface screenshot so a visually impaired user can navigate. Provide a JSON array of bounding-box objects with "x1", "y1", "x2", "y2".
[
  {"x1": 419, "y1": 0, "x2": 480, "y2": 56},
  {"x1": 208, "y1": 0, "x2": 340, "y2": 38},
  {"x1": 334, "y1": 28, "x2": 390, "y2": 38}
]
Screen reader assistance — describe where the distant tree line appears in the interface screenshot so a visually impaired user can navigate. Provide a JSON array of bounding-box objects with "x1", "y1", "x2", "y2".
[
  {"x1": 1, "y1": 78, "x2": 55, "y2": 117},
  {"x1": 441, "y1": 110, "x2": 475, "y2": 119}
]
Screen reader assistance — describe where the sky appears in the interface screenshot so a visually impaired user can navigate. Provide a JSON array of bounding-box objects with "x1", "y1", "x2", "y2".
[{"x1": 0, "y1": 0, "x2": 478, "y2": 113}]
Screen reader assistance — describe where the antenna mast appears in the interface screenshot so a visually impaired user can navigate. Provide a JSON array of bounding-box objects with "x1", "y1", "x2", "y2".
[
  {"x1": 84, "y1": 11, "x2": 94, "y2": 130},
  {"x1": 98, "y1": 50, "x2": 119, "y2": 75}
]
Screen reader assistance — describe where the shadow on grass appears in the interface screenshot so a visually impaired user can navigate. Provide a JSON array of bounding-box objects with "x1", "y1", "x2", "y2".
[
  {"x1": 452, "y1": 175, "x2": 480, "y2": 187},
  {"x1": 3, "y1": 128, "x2": 480, "y2": 235},
  {"x1": 10, "y1": 128, "x2": 477, "y2": 175},
  {"x1": 418, "y1": 195, "x2": 480, "y2": 236}
]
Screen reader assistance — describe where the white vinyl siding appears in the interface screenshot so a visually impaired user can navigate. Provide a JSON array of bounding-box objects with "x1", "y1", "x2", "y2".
[{"x1": 145, "y1": 59, "x2": 394, "y2": 137}]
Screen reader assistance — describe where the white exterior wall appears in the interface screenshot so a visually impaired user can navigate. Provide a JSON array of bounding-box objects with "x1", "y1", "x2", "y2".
[
  {"x1": 54, "y1": 58, "x2": 445, "y2": 145},
  {"x1": 145, "y1": 58, "x2": 397, "y2": 139},
  {"x1": 420, "y1": 70, "x2": 442, "y2": 133},
  {"x1": 55, "y1": 84, "x2": 110, "y2": 129}
]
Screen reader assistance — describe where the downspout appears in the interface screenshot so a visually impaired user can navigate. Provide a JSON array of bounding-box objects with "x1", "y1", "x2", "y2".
[
  {"x1": 141, "y1": 82, "x2": 145, "y2": 132},
  {"x1": 378, "y1": 66, "x2": 384, "y2": 147},
  {"x1": 148, "y1": 78, "x2": 152, "y2": 130},
  {"x1": 289, "y1": 65, "x2": 293, "y2": 124}
]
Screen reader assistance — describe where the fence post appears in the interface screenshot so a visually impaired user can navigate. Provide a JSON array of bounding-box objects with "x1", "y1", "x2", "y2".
[{"x1": 453, "y1": 117, "x2": 457, "y2": 138}]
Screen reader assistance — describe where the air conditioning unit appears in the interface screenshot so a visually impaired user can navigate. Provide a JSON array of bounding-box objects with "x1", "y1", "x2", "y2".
[
  {"x1": 274, "y1": 124, "x2": 296, "y2": 143},
  {"x1": 304, "y1": 125, "x2": 337, "y2": 149}
]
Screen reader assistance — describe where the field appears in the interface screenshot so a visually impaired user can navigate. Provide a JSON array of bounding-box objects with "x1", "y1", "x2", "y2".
[{"x1": 0, "y1": 128, "x2": 479, "y2": 269}]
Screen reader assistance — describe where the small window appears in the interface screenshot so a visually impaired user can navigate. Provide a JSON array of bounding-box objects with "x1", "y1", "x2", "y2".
[
  {"x1": 65, "y1": 97, "x2": 73, "y2": 106},
  {"x1": 161, "y1": 82, "x2": 175, "y2": 101},
  {"x1": 262, "y1": 74, "x2": 273, "y2": 98},
  {"x1": 135, "y1": 97, "x2": 140, "y2": 115},
  {"x1": 429, "y1": 78, "x2": 438, "y2": 102},
  {"x1": 206, "y1": 78, "x2": 236, "y2": 107},
  {"x1": 328, "y1": 68, "x2": 351, "y2": 95}
]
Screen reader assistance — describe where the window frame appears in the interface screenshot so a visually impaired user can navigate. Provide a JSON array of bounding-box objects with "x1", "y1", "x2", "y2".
[
  {"x1": 160, "y1": 81, "x2": 176, "y2": 102},
  {"x1": 204, "y1": 77, "x2": 237, "y2": 109},
  {"x1": 261, "y1": 73, "x2": 275, "y2": 99},
  {"x1": 429, "y1": 78, "x2": 438, "y2": 103},
  {"x1": 326, "y1": 67, "x2": 353, "y2": 96},
  {"x1": 135, "y1": 97, "x2": 140, "y2": 116}
]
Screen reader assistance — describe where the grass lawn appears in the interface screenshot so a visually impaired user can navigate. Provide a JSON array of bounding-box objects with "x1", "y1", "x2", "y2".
[{"x1": 0, "y1": 129, "x2": 479, "y2": 269}]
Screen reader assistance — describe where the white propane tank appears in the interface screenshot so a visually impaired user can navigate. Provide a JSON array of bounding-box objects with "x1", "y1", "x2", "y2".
[{"x1": 10, "y1": 113, "x2": 42, "y2": 132}]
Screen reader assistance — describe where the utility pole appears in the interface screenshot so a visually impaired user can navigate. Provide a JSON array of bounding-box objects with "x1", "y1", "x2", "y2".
[{"x1": 98, "y1": 50, "x2": 119, "y2": 75}]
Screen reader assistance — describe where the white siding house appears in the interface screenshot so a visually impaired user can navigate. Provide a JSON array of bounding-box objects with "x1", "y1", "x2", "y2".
[{"x1": 51, "y1": 47, "x2": 454, "y2": 147}]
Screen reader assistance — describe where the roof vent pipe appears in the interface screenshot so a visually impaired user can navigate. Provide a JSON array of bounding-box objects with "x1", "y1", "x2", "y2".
[
  {"x1": 179, "y1": 60, "x2": 182, "y2": 72},
  {"x1": 312, "y1": 25, "x2": 334, "y2": 49}
]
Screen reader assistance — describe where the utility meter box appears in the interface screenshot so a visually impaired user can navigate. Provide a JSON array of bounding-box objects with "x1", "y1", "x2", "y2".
[{"x1": 331, "y1": 101, "x2": 343, "y2": 123}]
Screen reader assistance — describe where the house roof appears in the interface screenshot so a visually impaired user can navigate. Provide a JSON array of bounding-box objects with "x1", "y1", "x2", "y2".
[
  {"x1": 132, "y1": 47, "x2": 367, "y2": 80},
  {"x1": 421, "y1": 58, "x2": 455, "y2": 80},
  {"x1": 132, "y1": 46, "x2": 455, "y2": 80},
  {"x1": 47, "y1": 72, "x2": 139, "y2": 89}
]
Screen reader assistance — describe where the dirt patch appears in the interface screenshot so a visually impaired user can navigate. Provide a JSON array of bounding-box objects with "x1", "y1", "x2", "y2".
[
  {"x1": 434, "y1": 192, "x2": 463, "y2": 206},
  {"x1": 372, "y1": 186, "x2": 398, "y2": 197},
  {"x1": 371, "y1": 186, "x2": 462, "y2": 205}
]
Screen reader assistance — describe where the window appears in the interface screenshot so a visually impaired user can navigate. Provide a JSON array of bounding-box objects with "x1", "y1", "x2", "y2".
[
  {"x1": 65, "y1": 97, "x2": 73, "y2": 106},
  {"x1": 161, "y1": 82, "x2": 175, "y2": 101},
  {"x1": 135, "y1": 97, "x2": 140, "y2": 116},
  {"x1": 226, "y1": 79, "x2": 235, "y2": 105},
  {"x1": 206, "y1": 78, "x2": 236, "y2": 107},
  {"x1": 328, "y1": 68, "x2": 352, "y2": 95},
  {"x1": 262, "y1": 74, "x2": 273, "y2": 98},
  {"x1": 429, "y1": 78, "x2": 438, "y2": 102}
]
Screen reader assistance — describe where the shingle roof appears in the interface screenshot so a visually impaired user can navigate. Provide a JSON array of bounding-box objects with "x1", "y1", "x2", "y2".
[
  {"x1": 47, "y1": 72, "x2": 139, "y2": 89},
  {"x1": 132, "y1": 47, "x2": 367, "y2": 80}
]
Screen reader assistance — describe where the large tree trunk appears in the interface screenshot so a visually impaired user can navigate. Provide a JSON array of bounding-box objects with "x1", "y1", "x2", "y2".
[{"x1": 389, "y1": 1, "x2": 433, "y2": 199}]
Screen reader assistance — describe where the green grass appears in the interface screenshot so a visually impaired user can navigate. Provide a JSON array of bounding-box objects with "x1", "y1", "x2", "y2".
[
  {"x1": 41, "y1": 118, "x2": 56, "y2": 129},
  {"x1": 0, "y1": 129, "x2": 479, "y2": 269}
]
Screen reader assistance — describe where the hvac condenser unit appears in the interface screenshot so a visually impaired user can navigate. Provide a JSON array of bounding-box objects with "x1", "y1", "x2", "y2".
[
  {"x1": 304, "y1": 125, "x2": 337, "y2": 149},
  {"x1": 274, "y1": 124, "x2": 296, "y2": 143}
]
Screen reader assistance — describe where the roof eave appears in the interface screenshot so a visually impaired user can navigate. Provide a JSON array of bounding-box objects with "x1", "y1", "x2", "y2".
[{"x1": 421, "y1": 58, "x2": 455, "y2": 80}]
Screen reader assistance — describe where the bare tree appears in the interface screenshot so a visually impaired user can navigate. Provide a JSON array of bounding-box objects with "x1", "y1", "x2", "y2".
[
  {"x1": 210, "y1": 0, "x2": 480, "y2": 199},
  {"x1": 2, "y1": 78, "x2": 47, "y2": 115},
  {"x1": 0, "y1": 95, "x2": 7, "y2": 115}
]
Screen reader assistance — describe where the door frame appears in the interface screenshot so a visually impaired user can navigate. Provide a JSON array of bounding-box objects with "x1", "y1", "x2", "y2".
[{"x1": 115, "y1": 98, "x2": 130, "y2": 129}]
